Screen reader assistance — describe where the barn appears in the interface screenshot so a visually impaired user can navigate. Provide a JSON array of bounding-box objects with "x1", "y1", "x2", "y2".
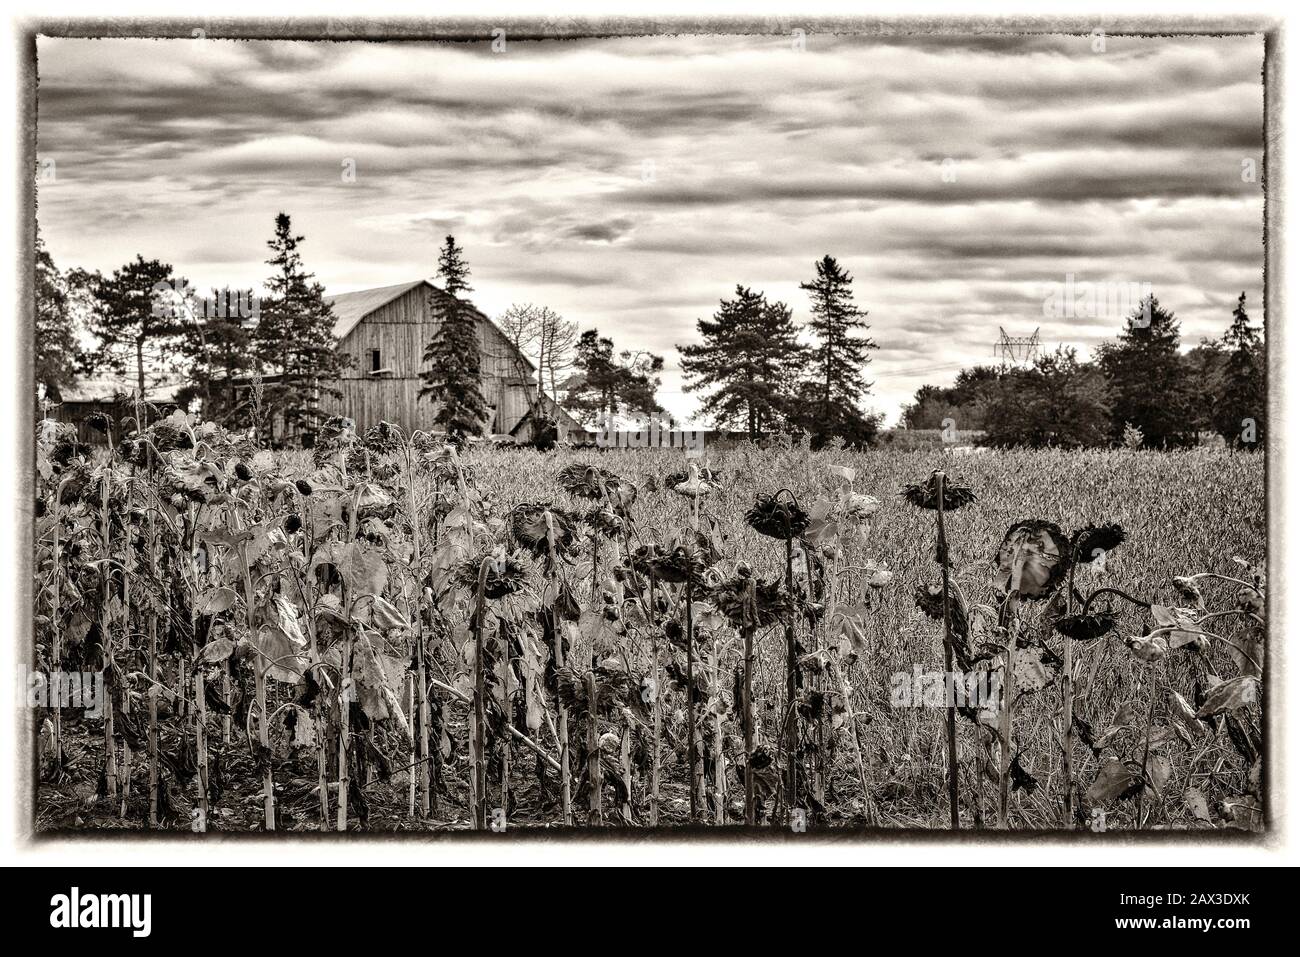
[
  {"x1": 323, "y1": 279, "x2": 587, "y2": 442},
  {"x1": 44, "y1": 278, "x2": 588, "y2": 446}
]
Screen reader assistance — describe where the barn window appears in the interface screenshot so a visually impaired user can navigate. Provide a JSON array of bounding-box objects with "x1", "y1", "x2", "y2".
[{"x1": 370, "y1": 349, "x2": 381, "y2": 373}]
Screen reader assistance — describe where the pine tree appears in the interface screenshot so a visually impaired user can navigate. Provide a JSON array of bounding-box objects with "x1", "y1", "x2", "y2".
[
  {"x1": 256, "y1": 213, "x2": 349, "y2": 442},
  {"x1": 34, "y1": 227, "x2": 85, "y2": 396},
  {"x1": 679, "y1": 285, "x2": 805, "y2": 439},
  {"x1": 89, "y1": 254, "x2": 186, "y2": 411},
  {"x1": 420, "y1": 235, "x2": 489, "y2": 443},
  {"x1": 794, "y1": 255, "x2": 879, "y2": 446},
  {"x1": 1214, "y1": 292, "x2": 1265, "y2": 447},
  {"x1": 178, "y1": 287, "x2": 258, "y2": 426},
  {"x1": 565, "y1": 330, "x2": 663, "y2": 427},
  {"x1": 1096, "y1": 294, "x2": 1195, "y2": 448}
]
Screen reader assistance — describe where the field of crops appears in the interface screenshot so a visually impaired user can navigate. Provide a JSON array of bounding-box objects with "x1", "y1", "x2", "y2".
[{"x1": 32, "y1": 413, "x2": 1267, "y2": 833}]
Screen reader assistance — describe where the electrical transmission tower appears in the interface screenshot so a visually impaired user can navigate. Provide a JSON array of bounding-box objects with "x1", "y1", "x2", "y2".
[{"x1": 993, "y1": 327, "x2": 1040, "y2": 367}]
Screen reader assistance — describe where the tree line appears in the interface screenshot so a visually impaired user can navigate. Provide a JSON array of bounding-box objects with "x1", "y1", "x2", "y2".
[
  {"x1": 36, "y1": 214, "x2": 1263, "y2": 451},
  {"x1": 36, "y1": 212, "x2": 351, "y2": 443},
  {"x1": 900, "y1": 294, "x2": 1266, "y2": 449},
  {"x1": 34, "y1": 216, "x2": 664, "y2": 447},
  {"x1": 678, "y1": 254, "x2": 880, "y2": 447}
]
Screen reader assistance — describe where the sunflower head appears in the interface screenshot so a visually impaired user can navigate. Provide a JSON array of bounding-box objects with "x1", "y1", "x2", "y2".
[
  {"x1": 666, "y1": 463, "x2": 721, "y2": 499},
  {"x1": 1172, "y1": 575, "x2": 1204, "y2": 604},
  {"x1": 746, "y1": 493, "x2": 809, "y2": 539},
  {"x1": 511, "y1": 503, "x2": 579, "y2": 563},
  {"x1": 150, "y1": 423, "x2": 193, "y2": 452},
  {"x1": 363, "y1": 421, "x2": 405, "y2": 456},
  {"x1": 710, "y1": 573, "x2": 792, "y2": 629},
  {"x1": 458, "y1": 548, "x2": 532, "y2": 600},
  {"x1": 1071, "y1": 523, "x2": 1126, "y2": 564},
  {"x1": 557, "y1": 463, "x2": 638, "y2": 512},
  {"x1": 1053, "y1": 612, "x2": 1117, "y2": 642},
  {"x1": 649, "y1": 545, "x2": 707, "y2": 585},
  {"x1": 630, "y1": 542, "x2": 667, "y2": 578},
  {"x1": 900, "y1": 471, "x2": 976, "y2": 511},
  {"x1": 665, "y1": 465, "x2": 719, "y2": 488},
  {"x1": 994, "y1": 519, "x2": 1070, "y2": 599},
  {"x1": 914, "y1": 583, "x2": 946, "y2": 620}
]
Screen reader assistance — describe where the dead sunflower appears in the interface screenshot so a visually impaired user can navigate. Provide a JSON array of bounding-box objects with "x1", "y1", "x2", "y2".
[
  {"x1": 1053, "y1": 612, "x2": 1117, "y2": 642},
  {"x1": 457, "y1": 549, "x2": 532, "y2": 600},
  {"x1": 900, "y1": 471, "x2": 976, "y2": 511},
  {"x1": 583, "y1": 505, "x2": 625, "y2": 539},
  {"x1": 710, "y1": 572, "x2": 793, "y2": 630},
  {"x1": 994, "y1": 520, "x2": 1070, "y2": 599},
  {"x1": 510, "y1": 503, "x2": 579, "y2": 563},
  {"x1": 557, "y1": 463, "x2": 638, "y2": 512},
  {"x1": 1071, "y1": 523, "x2": 1126, "y2": 564},
  {"x1": 645, "y1": 540, "x2": 710, "y2": 585},
  {"x1": 363, "y1": 421, "x2": 405, "y2": 456},
  {"x1": 745, "y1": 492, "x2": 809, "y2": 539}
]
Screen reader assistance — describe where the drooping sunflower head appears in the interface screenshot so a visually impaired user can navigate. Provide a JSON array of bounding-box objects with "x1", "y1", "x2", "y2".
[
  {"x1": 994, "y1": 520, "x2": 1070, "y2": 599},
  {"x1": 584, "y1": 505, "x2": 625, "y2": 539},
  {"x1": 643, "y1": 532, "x2": 714, "y2": 585},
  {"x1": 458, "y1": 548, "x2": 533, "y2": 600},
  {"x1": 710, "y1": 573, "x2": 792, "y2": 629},
  {"x1": 363, "y1": 420, "x2": 405, "y2": 457},
  {"x1": 1071, "y1": 523, "x2": 1126, "y2": 564},
  {"x1": 510, "y1": 503, "x2": 579, "y2": 563},
  {"x1": 666, "y1": 464, "x2": 721, "y2": 499},
  {"x1": 746, "y1": 493, "x2": 809, "y2": 540},
  {"x1": 630, "y1": 541, "x2": 667, "y2": 578},
  {"x1": 150, "y1": 423, "x2": 193, "y2": 453},
  {"x1": 1053, "y1": 612, "x2": 1117, "y2": 642},
  {"x1": 86, "y1": 412, "x2": 112, "y2": 435},
  {"x1": 914, "y1": 583, "x2": 946, "y2": 620},
  {"x1": 900, "y1": 471, "x2": 976, "y2": 511},
  {"x1": 556, "y1": 463, "x2": 638, "y2": 512}
]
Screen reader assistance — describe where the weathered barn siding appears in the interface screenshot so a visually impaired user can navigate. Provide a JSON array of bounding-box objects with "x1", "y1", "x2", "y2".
[{"x1": 324, "y1": 282, "x2": 537, "y2": 435}]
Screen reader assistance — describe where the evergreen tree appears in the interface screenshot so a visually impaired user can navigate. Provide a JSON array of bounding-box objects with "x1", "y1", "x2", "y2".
[
  {"x1": 34, "y1": 227, "x2": 85, "y2": 396},
  {"x1": 793, "y1": 255, "x2": 879, "y2": 446},
  {"x1": 679, "y1": 285, "x2": 805, "y2": 438},
  {"x1": 420, "y1": 235, "x2": 489, "y2": 443},
  {"x1": 565, "y1": 330, "x2": 663, "y2": 427},
  {"x1": 178, "y1": 287, "x2": 258, "y2": 426},
  {"x1": 1214, "y1": 292, "x2": 1266, "y2": 447},
  {"x1": 1183, "y1": 340, "x2": 1228, "y2": 436},
  {"x1": 1096, "y1": 294, "x2": 1195, "y2": 448},
  {"x1": 89, "y1": 254, "x2": 186, "y2": 412},
  {"x1": 256, "y1": 213, "x2": 349, "y2": 442}
]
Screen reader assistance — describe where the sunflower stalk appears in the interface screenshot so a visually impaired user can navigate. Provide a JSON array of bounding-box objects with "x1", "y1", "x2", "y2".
[
  {"x1": 586, "y1": 660, "x2": 603, "y2": 825},
  {"x1": 648, "y1": 567, "x2": 662, "y2": 826},
  {"x1": 711, "y1": 639, "x2": 725, "y2": 824},
  {"x1": 686, "y1": 574, "x2": 700, "y2": 823},
  {"x1": 1062, "y1": 557, "x2": 1077, "y2": 828},
  {"x1": 742, "y1": 612, "x2": 756, "y2": 825},
  {"x1": 934, "y1": 473, "x2": 961, "y2": 830},
  {"x1": 470, "y1": 557, "x2": 491, "y2": 830}
]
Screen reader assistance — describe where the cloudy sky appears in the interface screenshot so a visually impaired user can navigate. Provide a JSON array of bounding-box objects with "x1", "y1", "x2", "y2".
[{"x1": 36, "y1": 32, "x2": 1265, "y2": 425}]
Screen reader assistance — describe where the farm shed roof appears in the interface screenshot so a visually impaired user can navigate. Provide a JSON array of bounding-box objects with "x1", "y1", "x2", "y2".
[
  {"x1": 508, "y1": 393, "x2": 590, "y2": 437},
  {"x1": 50, "y1": 375, "x2": 186, "y2": 405}
]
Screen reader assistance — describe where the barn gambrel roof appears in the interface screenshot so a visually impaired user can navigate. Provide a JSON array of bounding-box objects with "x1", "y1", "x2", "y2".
[
  {"x1": 325, "y1": 279, "x2": 534, "y2": 373},
  {"x1": 326, "y1": 279, "x2": 428, "y2": 340}
]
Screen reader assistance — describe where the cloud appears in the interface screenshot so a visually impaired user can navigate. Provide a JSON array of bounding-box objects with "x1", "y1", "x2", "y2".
[{"x1": 35, "y1": 32, "x2": 1265, "y2": 425}]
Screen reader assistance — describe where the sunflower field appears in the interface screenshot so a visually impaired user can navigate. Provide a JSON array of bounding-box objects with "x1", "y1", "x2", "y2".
[{"x1": 31, "y1": 412, "x2": 1266, "y2": 833}]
